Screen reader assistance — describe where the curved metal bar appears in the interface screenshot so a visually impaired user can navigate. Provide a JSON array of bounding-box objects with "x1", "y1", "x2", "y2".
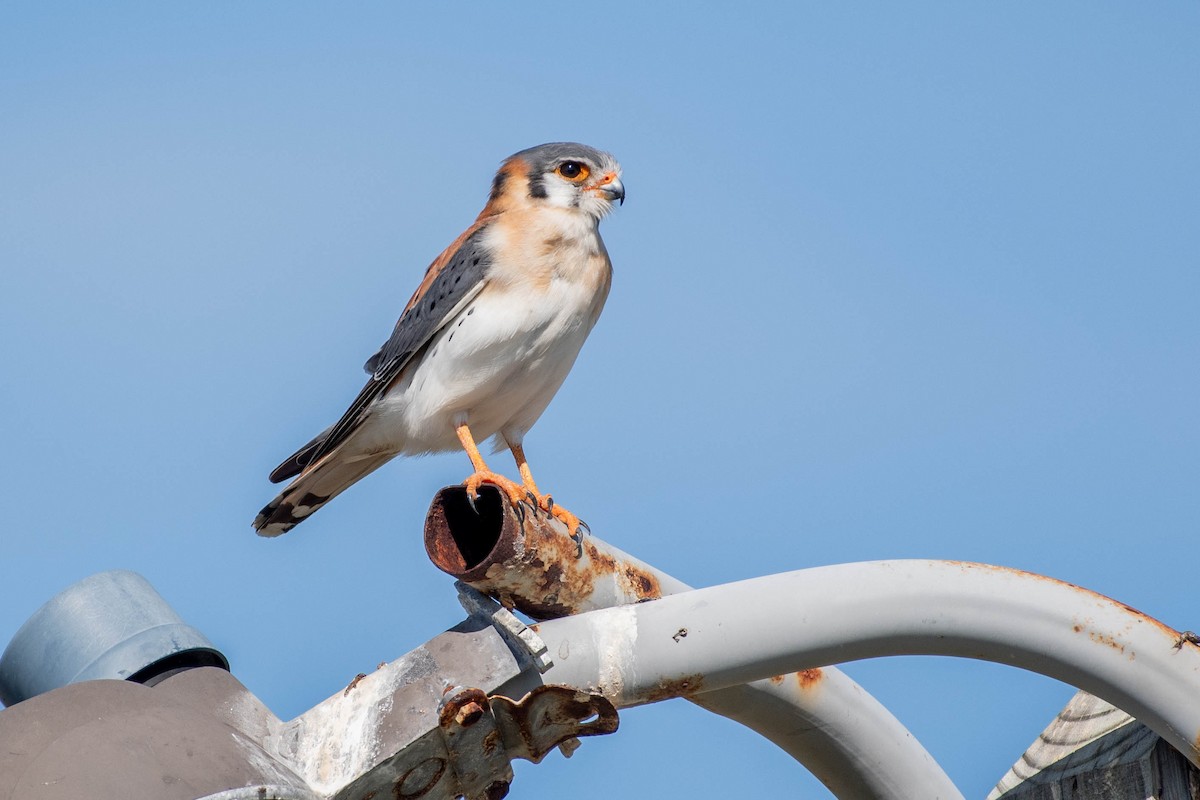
[
  {"x1": 526, "y1": 560, "x2": 1200, "y2": 766},
  {"x1": 687, "y1": 672, "x2": 959, "y2": 800},
  {"x1": 427, "y1": 487, "x2": 962, "y2": 799}
]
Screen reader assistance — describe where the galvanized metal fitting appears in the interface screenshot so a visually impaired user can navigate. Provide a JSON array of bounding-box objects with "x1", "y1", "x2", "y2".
[{"x1": 455, "y1": 581, "x2": 553, "y2": 673}]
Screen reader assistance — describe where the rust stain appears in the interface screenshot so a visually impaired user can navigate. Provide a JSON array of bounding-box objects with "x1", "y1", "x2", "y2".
[
  {"x1": 946, "y1": 561, "x2": 1183, "y2": 642},
  {"x1": 643, "y1": 673, "x2": 706, "y2": 703},
  {"x1": 796, "y1": 668, "x2": 824, "y2": 690},
  {"x1": 438, "y1": 688, "x2": 489, "y2": 729},
  {"x1": 454, "y1": 701, "x2": 485, "y2": 727},
  {"x1": 343, "y1": 673, "x2": 367, "y2": 697},
  {"x1": 585, "y1": 548, "x2": 613, "y2": 571},
  {"x1": 621, "y1": 563, "x2": 663, "y2": 601},
  {"x1": 768, "y1": 674, "x2": 784, "y2": 685},
  {"x1": 1087, "y1": 631, "x2": 1126, "y2": 654},
  {"x1": 480, "y1": 506, "x2": 670, "y2": 619},
  {"x1": 428, "y1": 483, "x2": 674, "y2": 622},
  {"x1": 510, "y1": 595, "x2": 574, "y2": 620}
]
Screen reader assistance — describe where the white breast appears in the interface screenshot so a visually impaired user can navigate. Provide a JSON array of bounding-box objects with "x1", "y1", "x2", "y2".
[{"x1": 364, "y1": 215, "x2": 612, "y2": 455}]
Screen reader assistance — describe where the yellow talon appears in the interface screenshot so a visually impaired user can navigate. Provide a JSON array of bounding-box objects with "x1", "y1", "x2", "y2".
[{"x1": 463, "y1": 469, "x2": 528, "y2": 507}]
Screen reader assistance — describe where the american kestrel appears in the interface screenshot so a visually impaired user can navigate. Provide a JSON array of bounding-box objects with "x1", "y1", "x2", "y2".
[{"x1": 253, "y1": 142, "x2": 624, "y2": 540}]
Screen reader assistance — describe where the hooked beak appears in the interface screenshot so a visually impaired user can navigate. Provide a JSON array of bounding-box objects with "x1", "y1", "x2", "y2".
[{"x1": 596, "y1": 174, "x2": 625, "y2": 206}]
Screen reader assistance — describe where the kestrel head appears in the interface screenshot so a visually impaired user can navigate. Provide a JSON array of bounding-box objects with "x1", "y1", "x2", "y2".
[{"x1": 489, "y1": 142, "x2": 624, "y2": 219}]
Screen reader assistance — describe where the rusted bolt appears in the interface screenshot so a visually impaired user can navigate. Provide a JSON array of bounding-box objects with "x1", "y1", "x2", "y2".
[{"x1": 455, "y1": 701, "x2": 485, "y2": 727}]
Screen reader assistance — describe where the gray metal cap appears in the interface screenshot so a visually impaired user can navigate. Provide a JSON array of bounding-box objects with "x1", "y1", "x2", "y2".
[{"x1": 0, "y1": 569, "x2": 228, "y2": 706}]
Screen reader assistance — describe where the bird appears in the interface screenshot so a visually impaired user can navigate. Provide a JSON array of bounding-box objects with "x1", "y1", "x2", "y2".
[{"x1": 253, "y1": 142, "x2": 624, "y2": 541}]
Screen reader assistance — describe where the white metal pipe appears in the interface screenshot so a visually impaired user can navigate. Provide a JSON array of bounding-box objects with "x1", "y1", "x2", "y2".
[
  {"x1": 530, "y1": 560, "x2": 1200, "y2": 766},
  {"x1": 430, "y1": 487, "x2": 961, "y2": 799},
  {"x1": 689, "y1": 673, "x2": 961, "y2": 800}
]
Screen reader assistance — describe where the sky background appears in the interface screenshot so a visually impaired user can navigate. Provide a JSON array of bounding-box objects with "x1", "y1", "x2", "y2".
[{"x1": 2, "y1": 3, "x2": 1198, "y2": 797}]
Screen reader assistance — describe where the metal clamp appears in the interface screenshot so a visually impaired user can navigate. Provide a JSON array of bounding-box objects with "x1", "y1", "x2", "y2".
[{"x1": 456, "y1": 581, "x2": 552, "y2": 673}]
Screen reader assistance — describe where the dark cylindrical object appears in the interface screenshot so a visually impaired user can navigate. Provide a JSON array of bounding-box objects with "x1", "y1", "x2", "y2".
[
  {"x1": 0, "y1": 569, "x2": 228, "y2": 706},
  {"x1": 424, "y1": 485, "x2": 688, "y2": 620}
]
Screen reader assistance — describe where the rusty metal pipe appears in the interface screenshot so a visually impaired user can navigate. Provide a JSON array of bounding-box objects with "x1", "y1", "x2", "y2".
[
  {"x1": 425, "y1": 486, "x2": 962, "y2": 800},
  {"x1": 425, "y1": 485, "x2": 689, "y2": 617}
]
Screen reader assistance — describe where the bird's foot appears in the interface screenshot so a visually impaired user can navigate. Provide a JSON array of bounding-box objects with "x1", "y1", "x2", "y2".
[
  {"x1": 463, "y1": 470, "x2": 528, "y2": 513},
  {"x1": 533, "y1": 494, "x2": 590, "y2": 557}
]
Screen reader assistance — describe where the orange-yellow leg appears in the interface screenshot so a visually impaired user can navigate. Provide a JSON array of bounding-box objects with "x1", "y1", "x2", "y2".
[
  {"x1": 454, "y1": 423, "x2": 526, "y2": 507},
  {"x1": 509, "y1": 443, "x2": 590, "y2": 541}
]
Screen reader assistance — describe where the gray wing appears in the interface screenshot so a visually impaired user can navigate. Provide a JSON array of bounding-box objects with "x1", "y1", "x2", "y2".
[{"x1": 269, "y1": 225, "x2": 493, "y2": 483}]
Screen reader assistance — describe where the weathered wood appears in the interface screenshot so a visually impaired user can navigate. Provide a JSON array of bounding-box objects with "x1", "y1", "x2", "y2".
[{"x1": 990, "y1": 690, "x2": 1199, "y2": 799}]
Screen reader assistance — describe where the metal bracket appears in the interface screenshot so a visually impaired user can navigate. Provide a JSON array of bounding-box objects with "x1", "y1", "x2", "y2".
[
  {"x1": 490, "y1": 685, "x2": 619, "y2": 763},
  {"x1": 437, "y1": 686, "x2": 513, "y2": 800},
  {"x1": 456, "y1": 581, "x2": 553, "y2": 673},
  {"x1": 434, "y1": 683, "x2": 619, "y2": 800}
]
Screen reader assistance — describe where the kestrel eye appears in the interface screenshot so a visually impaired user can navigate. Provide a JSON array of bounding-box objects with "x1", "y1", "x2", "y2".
[{"x1": 555, "y1": 161, "x2": 590, "y2": 182}]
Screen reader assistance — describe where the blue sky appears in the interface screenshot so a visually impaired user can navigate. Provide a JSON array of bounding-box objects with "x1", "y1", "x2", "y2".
[{"x1": 2, "y1": 3, "x2": 1197, "y2": 796}]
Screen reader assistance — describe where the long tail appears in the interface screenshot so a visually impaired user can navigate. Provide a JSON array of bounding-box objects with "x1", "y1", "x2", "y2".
[{"x1": 253, "y1": 451, "x2": 394, "y2": 537}]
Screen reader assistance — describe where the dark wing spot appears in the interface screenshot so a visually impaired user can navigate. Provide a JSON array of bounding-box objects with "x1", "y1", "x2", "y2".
[
  {"x1": 448, "y1": 332, "x2": 454, "y2": 342},
  {"x1": 467, "y1": 306, "x2": 475, "y2": 315},
  {"x1": 297, "y1": 492, "x2": 330, "y2": 509}
]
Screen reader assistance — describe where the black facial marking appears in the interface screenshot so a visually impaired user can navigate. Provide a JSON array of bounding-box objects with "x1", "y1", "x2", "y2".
[
  {"x1": 528, "y1": 173, "x2": 548, "y2": 199},
  {"x1": 489, "y1": 170, "x2": 508, "y2": 202}
]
